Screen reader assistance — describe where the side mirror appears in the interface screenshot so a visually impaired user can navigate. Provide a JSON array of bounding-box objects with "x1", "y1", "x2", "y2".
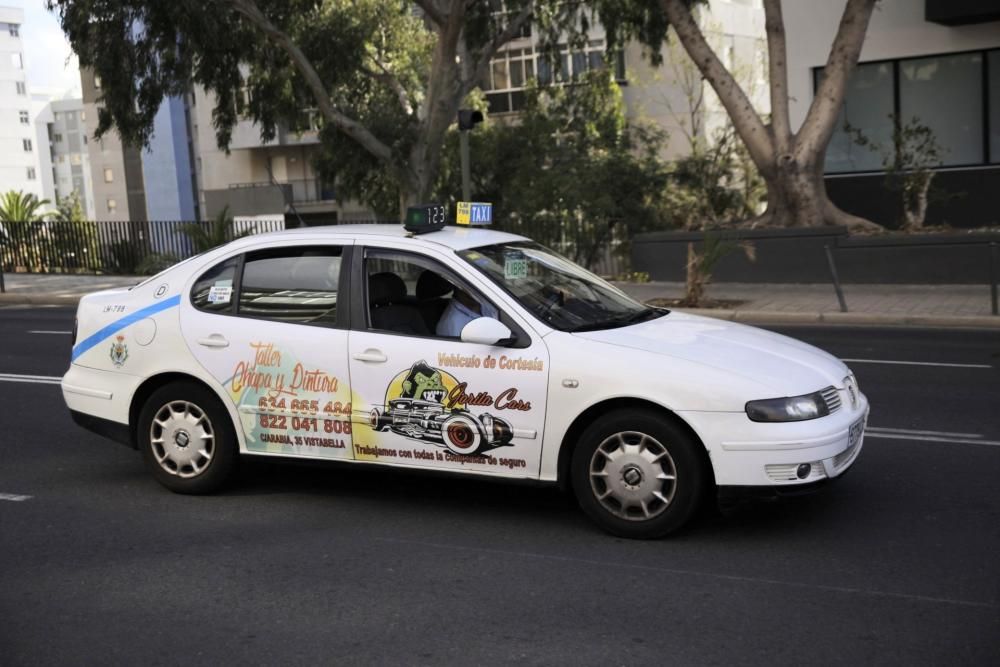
[{"x1": 460, "y1": 317, "x2": 513, "y2": 346}]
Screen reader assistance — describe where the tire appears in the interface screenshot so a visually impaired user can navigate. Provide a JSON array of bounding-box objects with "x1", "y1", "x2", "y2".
[
  {"x1": 570, "y1": 409, "x2": 709, "y2": 539},
  {"x1": 137, "y1": 380, "x2": 238, "y2": 494},
  {"x1": 440, "y1": 413, "x2": 483, "y2": 456}
]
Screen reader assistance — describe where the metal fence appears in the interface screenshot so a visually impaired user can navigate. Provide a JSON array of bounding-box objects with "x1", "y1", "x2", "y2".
[{"x1": 0, "y1": 217, "x2": 632, "y2": 278}]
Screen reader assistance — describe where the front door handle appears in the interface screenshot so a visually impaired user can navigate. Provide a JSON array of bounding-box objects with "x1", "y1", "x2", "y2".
[
  {"x1": 197, "y1": 334, "x2": 230, "y2": 348},
  {"x1": 352, "y1": 348, "x2": 387, "y2": 363}
]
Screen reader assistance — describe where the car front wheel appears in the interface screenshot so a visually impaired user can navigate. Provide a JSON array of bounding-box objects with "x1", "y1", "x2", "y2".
[
  {"x1": 570, "y1": 409, "x2": 708, "y2": 539},
  {"x1": 137, "y1": 380, "x2": 238, "y2": 494}
]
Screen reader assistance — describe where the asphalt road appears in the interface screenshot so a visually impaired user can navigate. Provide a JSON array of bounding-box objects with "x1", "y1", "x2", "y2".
[{"x1": 1, "y1": 305, "x2": 998, "y2": 665}]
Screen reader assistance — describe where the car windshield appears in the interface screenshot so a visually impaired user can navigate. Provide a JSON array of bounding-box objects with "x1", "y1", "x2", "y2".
[{"x1": 458, "y1": 241, "x2": 666, "y2": 332}]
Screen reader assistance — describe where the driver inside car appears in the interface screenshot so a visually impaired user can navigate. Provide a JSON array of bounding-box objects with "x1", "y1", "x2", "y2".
[{"x1": 436, "y1": 287, "x2": 498, "y2": 338}]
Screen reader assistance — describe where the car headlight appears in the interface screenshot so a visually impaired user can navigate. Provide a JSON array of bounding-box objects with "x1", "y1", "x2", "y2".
[{"x1": 745, "y1": 391, "x2": 831, "y2": 422}]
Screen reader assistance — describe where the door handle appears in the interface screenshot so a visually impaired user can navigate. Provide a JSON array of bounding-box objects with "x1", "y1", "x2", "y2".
[
  {"x1": 197, "y1": 335, "x2": 230, "y2": 348},
  {"x1": 352, "y1": 348, "x2": 387, "y2": 363}
]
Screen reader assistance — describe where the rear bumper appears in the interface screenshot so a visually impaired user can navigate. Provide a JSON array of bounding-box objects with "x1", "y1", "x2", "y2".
[{"x1": 69, "y1": 410, "x2": 133, "y2": 448}]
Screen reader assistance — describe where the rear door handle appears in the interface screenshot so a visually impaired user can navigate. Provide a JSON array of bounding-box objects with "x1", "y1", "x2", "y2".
[
  {"x1": 197, "y1": 334, "x2": 230, "y2": 348},
  {"x1": 352, "y1": 348, "x2": 387, "y2": 363}
]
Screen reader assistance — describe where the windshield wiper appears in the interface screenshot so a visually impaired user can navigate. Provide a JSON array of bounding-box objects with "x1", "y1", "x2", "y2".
[{"x1": 564, "y1": 307, "x2": 665, "y2": 332}]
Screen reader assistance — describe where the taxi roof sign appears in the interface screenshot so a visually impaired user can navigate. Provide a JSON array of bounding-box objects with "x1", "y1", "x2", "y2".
[
  {"x1": 456, "y1": 202, "x2": 492, "y2": 226},
  {"x1": 404, "y1": 203, "x2": 447, "y2": 234}
]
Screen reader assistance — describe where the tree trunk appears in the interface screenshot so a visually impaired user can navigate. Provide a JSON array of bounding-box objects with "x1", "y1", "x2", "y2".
[
  {"x1": 903, "y1": 172, "x2": 933, "y2": 231},
  {"x1": 683, "y1": 241, "x2": 705, "y2": 307}
]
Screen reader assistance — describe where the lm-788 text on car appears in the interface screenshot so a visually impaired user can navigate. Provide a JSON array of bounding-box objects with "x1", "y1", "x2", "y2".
[{"x1": 61, "y1": 222, "x2": 867, "y2": 538}]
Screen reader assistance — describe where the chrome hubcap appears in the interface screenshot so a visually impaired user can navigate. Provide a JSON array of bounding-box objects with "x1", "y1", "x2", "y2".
[
  {"x1": 589, "y1": 431, "x2": 677, "y2": 521},
  {"x1": 149, "y1": 400, "x2": 214, "y2": 478}
]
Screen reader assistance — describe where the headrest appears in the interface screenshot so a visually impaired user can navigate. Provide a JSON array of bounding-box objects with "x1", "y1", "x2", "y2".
[
  {"x1": 416, "y1": 270, "x2": 454, "y2": 300},
  {"x1": 369, "y1": 272, "x2": 406, "y2": 306}
]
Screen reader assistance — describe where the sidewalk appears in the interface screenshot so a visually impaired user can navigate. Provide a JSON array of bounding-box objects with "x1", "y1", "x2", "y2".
[{"x1": 1, "y1": 273, "x2": 998, "y2": 328}]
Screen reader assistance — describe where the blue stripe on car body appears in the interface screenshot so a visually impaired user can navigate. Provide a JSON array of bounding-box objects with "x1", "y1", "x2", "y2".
[{"x1": 71, "y1": 295, "x2": 182, "y2": 362}]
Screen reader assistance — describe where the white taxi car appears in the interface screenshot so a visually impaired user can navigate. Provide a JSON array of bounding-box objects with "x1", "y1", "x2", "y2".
[{"x1": 61, "y1": 221, "x2": 867, "y2": 538}]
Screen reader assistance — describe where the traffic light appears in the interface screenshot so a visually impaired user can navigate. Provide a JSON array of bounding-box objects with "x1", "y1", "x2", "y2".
[{"x1": 457, "y1": 109, "x2": 484, "y2": 131}]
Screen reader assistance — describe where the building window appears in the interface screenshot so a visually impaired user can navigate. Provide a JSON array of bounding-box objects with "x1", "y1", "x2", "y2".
[
  {"x1": 107, "y1": 198, "x2": 117, "y2": 213},
  {"x1": 53, "y1": 132, "x2": 63, "y2": 143},
  {"x1": 900, "y1": 52, "x2": 983, "y2": 166},
  {"x1": 15, "y1": 81, "x2": 25, "y2": 95},
  {"x1": 26, "y1": 167, "x2": 36, "y2": 180},
  {"x1": 823, "y1": 62, "x2": 894, "y2": 173},
  {"x1": 11, "y1": 52, "x2": 22, "y2": 69},
  {"x1": 9, "y1": 24, "x2": 19, "y2": 37},
  {"x1": 483, "y1": 40, "x2": 624, "y2": 114},
  {"x1": 22, "y1": 139, "x2": 31, "y2": 152},
  {"x1": 819, "y1": 48, "x2": 998, "y2": 173},
  {"x1": 104, "y1": 167, "x2": 114, "y2": 183},
  {"x1": 18, "y1": 110, "x2": 29, "y2": 124}
]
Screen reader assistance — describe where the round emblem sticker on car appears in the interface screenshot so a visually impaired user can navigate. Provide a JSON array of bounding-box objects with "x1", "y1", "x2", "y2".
[{"x1": 154, "y1": 283, "x2": 169, "y2": 299}]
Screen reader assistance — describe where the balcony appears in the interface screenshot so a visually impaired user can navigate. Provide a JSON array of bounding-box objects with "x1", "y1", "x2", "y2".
[
  {"x1": 925, "y1": 0, "x2": 1000, "y2": 25},
  {"x1": 228, "y1": 179, "x2": 335, "y2": 205}
]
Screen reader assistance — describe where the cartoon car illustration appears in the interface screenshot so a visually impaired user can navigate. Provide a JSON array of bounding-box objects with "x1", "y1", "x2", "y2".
[{"x1": 369, "y1": 398, "x2": 513, "y2": 456}]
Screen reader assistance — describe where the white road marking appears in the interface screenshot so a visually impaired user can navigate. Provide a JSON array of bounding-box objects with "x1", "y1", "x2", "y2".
[
  {"x1": 867, "y1": 426, "x2": 982, "y2": 439},
  {"x1": 842, "y1": 358, "x2": 992, "y2": 369},
  {"x1": 28, "y1": 330, "x2": 72, "y2": 335},
  {"x1": 866, "y1": 431, "x2": 1000, "y2": 447},
  {"x1": 0, "y1": 373, "x2": 61, "y2": 385},
  {"x1": 0, "y1": 493, "x2": 32, "y2": 502}
]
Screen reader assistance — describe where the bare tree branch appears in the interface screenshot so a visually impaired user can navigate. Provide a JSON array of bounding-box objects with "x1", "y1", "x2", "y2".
[
  {"x1": 226, "y1": 0, "x2": 396, "y2": 168},
  {"x1": 794, "y1": 0, "x2": 877, "y2": 163},
  {"x1": 660, "y1": 0, "x2": 774, "y2": 172},
  {"x1": 762, "y1": 0, "x2": 791, "y2": 155},
  {"x1": 412, "y1": 0, "x2": 446, "y2": 27},
  {"x1": 362, "y1": 56, "x2": 415, "y2": 117},
  {"x1": 466, "y1": 3, "x2": 534, "y2": 96}
]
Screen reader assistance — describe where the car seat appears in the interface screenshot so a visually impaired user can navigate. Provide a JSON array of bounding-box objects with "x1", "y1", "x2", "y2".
[{"x1": 368, "y1": 272, "x2": 430, "y2": 335}]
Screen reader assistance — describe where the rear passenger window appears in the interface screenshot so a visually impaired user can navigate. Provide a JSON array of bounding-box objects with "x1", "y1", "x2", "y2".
[
  {"x1": 191, "y1": 257, "x2": 239, "y2": 313},
  {"x1": 238, "y1": 246, "x2": 343, "y2": 325}
]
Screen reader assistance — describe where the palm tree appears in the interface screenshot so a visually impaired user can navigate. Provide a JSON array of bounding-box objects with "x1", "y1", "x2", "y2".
[
  {"x1": 0, "y1": 190, "x2": 52, "y2": 271},
  {"x1": 0, "y1": 190, "x2": 50, "y2": 222},
  {"x1": 177, "y1": 206, "x2": 255, "y2": 253}
]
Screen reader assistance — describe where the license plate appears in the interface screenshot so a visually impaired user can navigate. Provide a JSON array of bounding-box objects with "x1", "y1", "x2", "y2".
[{"x1": 848, "y1": 416, "x2": 865, "y2": 449}]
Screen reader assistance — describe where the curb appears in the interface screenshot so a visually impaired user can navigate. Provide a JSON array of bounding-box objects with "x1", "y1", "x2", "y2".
[{"x1": 673, "y1": 308, "x2": 1000, "y2": 329}]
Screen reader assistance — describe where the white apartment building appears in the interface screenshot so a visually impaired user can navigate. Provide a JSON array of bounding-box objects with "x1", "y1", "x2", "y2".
[
  {"x1": 0, "y1": 6, "x2": 44, "y2": 201},
  {"x1": 39, "y1": 97, "x2": 96, "y2": 218},
  {"x1": 481, "y1": 0, "x2": 769, "y2": 160},
  {"x1": 785, "y1": 0, "x2": 999, "y2": 227}
]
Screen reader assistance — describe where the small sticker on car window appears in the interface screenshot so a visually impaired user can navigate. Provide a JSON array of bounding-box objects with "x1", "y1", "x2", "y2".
[
  {"x1": 208, "y1": 280, "x2": 232, "y2": 304},
  {"x1": 504, "y1": 257, "x2": 528, "y2": 281}
]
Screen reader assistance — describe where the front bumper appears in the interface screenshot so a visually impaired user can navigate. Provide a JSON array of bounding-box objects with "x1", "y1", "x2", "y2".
[{"x1": 679, "y1": 394, "x2": 868, "y2": 488}]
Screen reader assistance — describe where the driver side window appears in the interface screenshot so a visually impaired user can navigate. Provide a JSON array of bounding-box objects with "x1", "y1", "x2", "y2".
[{"x1": 364, "y1": 250, "x2": 497, "y2": 339}]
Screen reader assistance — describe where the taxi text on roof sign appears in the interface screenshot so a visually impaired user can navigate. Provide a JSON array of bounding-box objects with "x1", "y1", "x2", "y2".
[{"x1": 456, "y1": 202, "x2": 492, "y2": 226}]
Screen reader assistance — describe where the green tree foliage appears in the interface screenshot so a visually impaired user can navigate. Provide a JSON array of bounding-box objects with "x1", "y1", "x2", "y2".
[
  {"x1": 178, "y1": 206, "x2": 254, "y2": 253},
  {"x1": 49, "y1": 0, "x2": 576, "y2": 213},
  {"x1": 0, "y1": 190, "x2": 50, "y2": 223},
  {"x1": 0, "y1": 190, "x2": 51, "y2": 271},
  {"x1": 432, "y1": 71, "x2": 670, "y2": 271},
  {"x1": 48, "y1": 192, "x2": 104, "y2": 271},
  {"x1": 845, "y1": 113, "x2": 946, "y2": 230}
]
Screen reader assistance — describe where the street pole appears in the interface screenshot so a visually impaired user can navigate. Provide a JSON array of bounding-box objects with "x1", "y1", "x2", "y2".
[
  {"x1": 456, "y1": 109, "x2": 483, "y2": 203},
  {"x1": 460, "y1": 129, "x2": 471, "y2": 202},
  {"x1": 990, "y1": 241, "x2": 998, "y2": 316},
  {"x1": 824, "y1": 244, "x2": 848, "y2": 313}
]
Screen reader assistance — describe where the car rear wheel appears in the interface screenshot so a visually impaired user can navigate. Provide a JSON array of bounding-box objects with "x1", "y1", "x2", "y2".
[
  {"x1": 138, "y1": 380, "x2": 238, "y2": 494},
  {"x1": 570, "y1": 409, "x2": 708, "y2": 539}
]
